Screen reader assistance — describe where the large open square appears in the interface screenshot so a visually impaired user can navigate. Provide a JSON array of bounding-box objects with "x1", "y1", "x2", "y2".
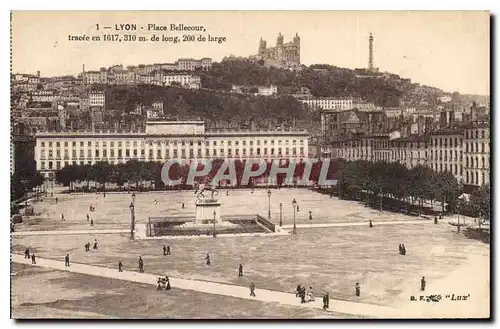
[{"x1": 11, "y1": 187, "x2": 490, "y2": 318}]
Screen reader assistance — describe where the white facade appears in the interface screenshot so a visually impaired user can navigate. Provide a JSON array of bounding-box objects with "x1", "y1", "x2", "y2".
[
  {"x1": 34, "y1": 121, "x2": 309, "y2": 177},
  {"x1": 463, "y1": 123, "x2": 490, "y2": 187},
  {"x1": 89, "y1": 91, "x2": 105, "y2": 107},
  {"x1": 300, "y1": 98, "x2": 353, "y2": 111}
]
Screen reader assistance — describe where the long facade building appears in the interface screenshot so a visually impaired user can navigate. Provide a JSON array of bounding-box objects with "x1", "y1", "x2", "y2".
[
  {"x1": 34, "y1": 121, "x2": 309, "y2": 178},
  {"x1": 328, "y1": 121, "x2": 490, "y2": 187}
]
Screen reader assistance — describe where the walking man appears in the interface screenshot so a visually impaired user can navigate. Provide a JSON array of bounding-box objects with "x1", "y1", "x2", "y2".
[
  {"x1": 65, "y1": 254, "x2": 70, "y2": 267},
  {"x1": 61, "y1": 214, "x2": 65, "y2": 221},
  {"x1": 421, "y1": 276, "x2": 426, "y2": 291},
  {"x1": 369, "y1": 220, "x2": 373, "y2": 228},
  {"x1": 24, "y1": 248, "x2": 30, "y2": 259},
  {"x1": 323, "y1": 293, "x2": 329, "y2": 310},
  {"x1": 93, "y1": 239, "x2": 98, "y2": 250},
  {"x1": 300, "y1": 286, "x2": 306, "y2": 303},
  {"x1": 90, "y1": 218, "x2": 94, "y2": 226},
  {"x1": 181, "y1": 203, "x2": 185, "y2": 209},
  {"x1": 355, "y1": 282, "x2": 361, "y2": 297},
  {"x1": 163, "y1": 244, "x2": 167, "y2": 257},
  {"x1": 434, "y1": 216, "x2": 438, "y2": 225},
  {"x1": 205, "y1": 253, "x2": 211, "y2": 265},
  {"x1": 31, "y1": 254, "x2": 36, "y2": 265},
  {"x1": 166, "y1": 245, "x2": 171, "y2": 255},
  {"x1": 86, "y1": 214, "x2": 90, "y2": 221},
  {"x1": 238, "y1": 264, "x2": 243, "y2": 277},
  {"x1": 138, "y1": 256, "x2": 144, "y2": 273},
  {"x1": 118, "y1": 260, "x2": 123, "y2": 272},
  {"x1": 250, "y1": 281, "x2": 256, "y2": 297}
]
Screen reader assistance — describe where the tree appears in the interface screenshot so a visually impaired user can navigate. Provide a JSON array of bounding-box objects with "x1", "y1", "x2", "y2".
[
  {"x1": 435, "y1": 171, "x2": 461, "y2": 213},
  {"x1": 471, "y1": 184, "x2": 491, "y2": 226}
]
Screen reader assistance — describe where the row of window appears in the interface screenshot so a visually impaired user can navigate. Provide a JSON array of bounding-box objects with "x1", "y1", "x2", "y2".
[
  {"x1": 465, "y1": 129, "x2": 487, "y2": 140},
  {"x1": 465, "y1": 171, "x2": 488, "y2": 186},
  {"x1": 431, "y1": 163, "x2": 463, "y2": 176},
  {"x1": 40, "y1": 147, "x2": 306, "y2": 161},
  {"x1": 464, "y1": 142, "x2": 488, "y2": 153},
  {"x1": 39, "y1": 139, "x2": 306, "y2": 148},
  {"x1": 39, "y1": 150, "x2": 306, "y2": 170}
]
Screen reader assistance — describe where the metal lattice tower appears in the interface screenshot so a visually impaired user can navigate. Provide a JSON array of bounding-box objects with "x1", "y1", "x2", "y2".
[{"x1": 368, "y1": 33, "x2": 374, "y2": 71}]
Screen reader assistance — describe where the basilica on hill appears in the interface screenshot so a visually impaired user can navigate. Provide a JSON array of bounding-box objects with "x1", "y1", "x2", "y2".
[{"x1": 251, "y1": 33, "x2": 301, "y2": 70}]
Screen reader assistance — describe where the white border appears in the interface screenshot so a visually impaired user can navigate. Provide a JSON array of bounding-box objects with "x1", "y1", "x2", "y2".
[{"x1": 2, "y1": 1, "x2": 497, "y2": 328}]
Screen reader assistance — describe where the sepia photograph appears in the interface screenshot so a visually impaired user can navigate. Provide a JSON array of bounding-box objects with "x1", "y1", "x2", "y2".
[{"x1": 9, "y1": 10, "x2": 491, "y2": 319}]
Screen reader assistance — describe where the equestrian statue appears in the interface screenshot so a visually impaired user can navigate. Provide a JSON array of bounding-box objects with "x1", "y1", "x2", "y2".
[{"x1": 194, "y1": 182, "x2": 219, "y2": 201}]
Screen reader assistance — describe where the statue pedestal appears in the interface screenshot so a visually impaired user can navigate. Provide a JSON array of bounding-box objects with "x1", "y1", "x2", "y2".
[{"x1": 195, "y1": 199, "x2": 222, "y2": 225}]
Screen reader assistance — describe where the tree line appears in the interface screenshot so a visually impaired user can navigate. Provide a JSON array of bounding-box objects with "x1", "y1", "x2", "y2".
[{"x1": 335, "y1": 160, "x2": 490, "y2": 221}]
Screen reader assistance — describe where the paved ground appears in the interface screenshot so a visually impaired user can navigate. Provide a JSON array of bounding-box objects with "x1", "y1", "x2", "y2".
[
  {"x1": 12, "y1": 254, "x2": 403, "y2": 318},
  {"x1": 15, "y1": 188, "x2": 433, "y2": 232},
  {"x1": 12, "y1": 187, "x2": 490, "y2": 318}
]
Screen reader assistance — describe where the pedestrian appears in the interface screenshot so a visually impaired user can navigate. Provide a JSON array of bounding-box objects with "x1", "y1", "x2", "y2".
[
  {"x1": 118, "y1": 260, "x2": 123, "y2": 272},
  {"x1": 182, "y1": 203, "x2": 185, "y2": 209},
  {"x1": 398, "y1": 244, "x2": 403, "y2": 255},
  {"x1": 31, "y1": 254, "x2": 36, "y2": 264},
  {"x1": 138, "y1": 256, "x2": 144, "y2": 273},
  {"x1": 421, "y1": 276, "x2": 426, "y2": 291},
  {"x1": 238, "y1": 264, "x2": 243, "y2": 277},
  {"x1": 308, "y1": 286, "x2": 315, "y2": 302},
  {"x1": 250, "y1": 281, "x2": 256, "y2": 297},
  {"x1": 24, "y1": 248, "x2": 30, "y2": 259},
  {"x1": 205, "y1": 253, "x2": 211, "y2": 265},
  {"x1": 323, "y1": 293, "x2": 328, "y2": 310},
  {"x1": 55, "y1": 197, "x2": 58, "y2": 204},
  {"x1": 166, "y1": 276, "x2": 171, "y2": 290},
  {"x1": 402, "y1": 244, "x2": 407, "y2": 256},
  {"x1": 300, "y1": 286, "x2": 306, "y2": 303},
  {"x1": 226, "y1": 190, "x2": 229, "y2": 196},
  {"x1": 163, "y1": 244, "x2": 167, "y2": 257},
  {"x1": 90, "y1": 218, "x2": 94, "y2": 226},
  {"x1": 309, "y1": 211, "x2": 313, "y2": 220},
  {"x1": 86, "y1": 214, "x2": 90, "y2": 221},
  {"x1": 434, "y1": 216, "x2": 438, "y2": 224},
  {"x1": 355, "y1": 282, "x2": 361, "y2": 297},
  {"x1": 65, "y1": 254, "x2": 70, "y2": 267},
  {"x1": 84, "y1": 242, "x2": 90, "y2": 252},
  {"x1": 61, "y1": 214, "x2": 65, "y2": 221},
  {"x1": 167, "y1": 245, "x2": 171, "y2": 255},
  {"x1": 369, "y1": 220, "x2": 373, "y2": 227},
  {"x1": 296, "y1": 284, "x2": 302, "y2": 297},
  {"x1": 93, "y1": 239, "x2": 98, "y2": 250}
]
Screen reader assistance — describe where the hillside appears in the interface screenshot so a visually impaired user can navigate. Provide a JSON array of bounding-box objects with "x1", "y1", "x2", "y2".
[
  {"x1": 199, "y1": 60, "x2": 448, "y2": 107},
  {"x1": 100, "y1": 84, "x2": 318, "y2": 131}
]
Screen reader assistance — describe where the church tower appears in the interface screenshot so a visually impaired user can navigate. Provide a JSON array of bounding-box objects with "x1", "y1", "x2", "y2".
[
  {"x1": 293, "y1": 32, "x2": 301, "y2": 63},
  {"x1": 258, "y1": 37, "x2": 267, "y2": 56},
  {"x1": 276, "y1": 33, "x2": 284, "y2": 62}
]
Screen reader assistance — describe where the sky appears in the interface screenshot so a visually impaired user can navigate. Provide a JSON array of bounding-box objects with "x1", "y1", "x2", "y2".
[{"x1": 11, "y1": 11, "x2": 490, "y2": 95}]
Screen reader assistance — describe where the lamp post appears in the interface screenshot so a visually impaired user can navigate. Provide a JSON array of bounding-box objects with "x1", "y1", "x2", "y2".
[
  {"x1": 267, "y1": 189, "x2": 272, "y2": 220},
  {"x1": 213, "y1": 210, "x2": 217, "y2": 238},
  {"x1": 292, "y1": 198, "x2": 298, "y2": 235},
  {"x1": 279, "y1": 203, "x2": 283, "y2": 227},
  {"x1": 129, "y1": 202, "x2": 135, "y2": 240}
]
